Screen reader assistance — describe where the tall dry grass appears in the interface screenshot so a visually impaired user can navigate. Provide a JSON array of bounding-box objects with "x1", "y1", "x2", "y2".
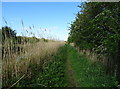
[
  {"x1": 2, "y1": 41, "x2": 65, "y2": 87},
  {"x1": 2, "y1": 19, "x2": 65, "y2": 87}
]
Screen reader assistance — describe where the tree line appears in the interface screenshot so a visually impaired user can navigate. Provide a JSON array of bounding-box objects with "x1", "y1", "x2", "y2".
[
  {"x1": 68, "y1": 2, "x2": 120, "y2": 83},
  {"x1": 1, "y1": 26, "x2": 42, "y2": 45},
  {"x1": 1, "y1": 26, "x2": 48, "y2": 59}
]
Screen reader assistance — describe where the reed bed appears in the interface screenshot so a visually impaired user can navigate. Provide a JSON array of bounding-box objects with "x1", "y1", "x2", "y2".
[{"x1": 2, "y1": 41, "x2": 65, "y2": 87}]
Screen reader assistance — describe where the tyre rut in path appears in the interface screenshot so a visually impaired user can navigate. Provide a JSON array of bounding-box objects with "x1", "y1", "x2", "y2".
[{"x1": 66, "y1": 57, "x2": 77, "y2": 87}]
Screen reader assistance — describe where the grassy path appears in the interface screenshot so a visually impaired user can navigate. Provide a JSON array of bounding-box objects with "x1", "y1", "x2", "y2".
[
  {"x1": 66, "y1": 57, "x2": 77, "y2": 87},
  {"x1": 16, "y1": 44, "x2": 117, "y2": 87},
  {"x1": 66, "y1": 44, "x2": 117, "y2": 87}
]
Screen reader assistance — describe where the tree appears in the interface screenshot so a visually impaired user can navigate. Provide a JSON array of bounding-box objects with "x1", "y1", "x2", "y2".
[
  {"x1": 68, "y1": 2, "x2": 120, "y2": 83},
  {"x1": 2, "y1": 26, "x2": 17, "y2": 44}
]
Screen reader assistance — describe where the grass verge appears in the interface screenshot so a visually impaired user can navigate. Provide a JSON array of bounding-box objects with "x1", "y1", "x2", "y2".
[{"x1": 67, "y1": 44, "x2": 118, "y2": 87}]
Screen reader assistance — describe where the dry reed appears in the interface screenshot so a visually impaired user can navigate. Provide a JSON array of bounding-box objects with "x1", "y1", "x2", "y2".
[{"x1": 2, "y1": 41, "x2": 65, "y2": 87}]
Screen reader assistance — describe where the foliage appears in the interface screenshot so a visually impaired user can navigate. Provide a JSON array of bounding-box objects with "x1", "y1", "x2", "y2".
[
  {"x1": 41, "y1": 38, "x2": 48, "y2": 42},
  {"x1": 2, "y1": 26, "x2": 16, "y2": 39},
  {"x1": 68, "y1": 2, "x2": 120, "y2": 82},
  {"x1": 1, "y1": 26, "x2": 17, "y2": 45},
  {"x1": 1, "y1": 26, "x2": 48, "y2": 45},
  {"x1": 16, "y1": 36, "x2": 40, "y2": 44},
  {"x1": 67, "y1": 44, "x2": 118, "y2": 87},
  {"x1": 68, "y1": 2, "x2": 120, "y2": 54}
]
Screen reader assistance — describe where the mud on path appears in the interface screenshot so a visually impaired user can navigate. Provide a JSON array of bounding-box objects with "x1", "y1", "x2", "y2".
[{"x1": 66, "y1": 58, "x2": 77, "y2": 87}]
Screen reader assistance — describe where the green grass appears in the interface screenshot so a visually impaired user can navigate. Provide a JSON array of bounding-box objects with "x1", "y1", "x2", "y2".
[{"x1": 67, "y1": 44, "x2": 118, "y2": 87}]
